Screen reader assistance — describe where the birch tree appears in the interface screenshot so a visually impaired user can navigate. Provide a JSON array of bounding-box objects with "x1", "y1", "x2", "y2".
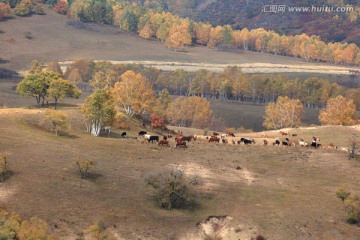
[
  {"x1": 263, "y1": 96, "x2": 304, "y2": 129},
  {"x1": 112, "y1": 70, "x2": 156, "y2": 116},
  {"x1": 81, "y1": 89, "x2": 116, "y2": 136}
]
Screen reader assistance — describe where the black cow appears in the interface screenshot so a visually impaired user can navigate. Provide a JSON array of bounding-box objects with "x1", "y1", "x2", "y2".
[
  {"x1": 240, "y1": 138, "x2": 255, "y2": 145},
  {"x1": 121, "y1": 132, "x2": 127, "y2": 138},
  {"x1": 138, "y1": 131, "x2": 147, "y2": 136},
  {"x1": 148, "y1": 136, "x2": 159, "y2": 143},
  {"x1": 273, "y1": 140, "x2": 281, "y2": 146}
]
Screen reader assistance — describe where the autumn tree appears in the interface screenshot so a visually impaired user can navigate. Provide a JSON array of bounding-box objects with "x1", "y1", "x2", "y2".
[
  {"x1": 45, "y1": 109, "x2": 70, "y2": 136},
  {"x1": 29, "y1": 60, "x2": 43, "y2": 74},
  {"x1": 112, "y1": 70, "x2": 156, "y2": 116},
  {"x1": 263, "y1": 96, "x2": 304, "y2": 129},
  {"x1": 67, "y1": 68, "x2": 83, "y2": 88},
  {"x1": 81, "y1": 89, "x2": 116, "y2": 136},
  {"x1": 166, "y1": 96, "x2": 213, "y2": 128},
  {"x1": 318, "y1": 96, "x2": 358, "y2": 126},
  {"x1": 53, "y1": 0, "x2": 68, "y2": 15},
  {"x1": 150, "y1": 114, "x2": 166, "y2": 129},
  {"x1": 17, "y1": 71, "x2": 61, "y2": 106},
  {"x1": 194, "y1": 22, "x2": 211, "y2": 45},
  {"x1": 0, "y1": 3, "x2": 11, "y2": 19},
  {"x1": 48, "y1": 78, "x2": 81, "y2": 109},
  {"x1": 45, "y1": 61, "x2": 63, "y2": 76},
  {"x1": 89, "y1": 71, "x2": 111, "y2": 90},
  {"x1": 207, "y1": 26, "x2": 223, "y2": 48},
  {"x1": 165, "y1": 20, "x2": 192, "y2": 50},
  {"x1": 14, "y1": 0, "x2": 33, "y2": 16}
]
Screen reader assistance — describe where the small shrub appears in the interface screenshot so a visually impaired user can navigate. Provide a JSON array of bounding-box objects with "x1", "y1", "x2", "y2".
[
  {"x1": 145, "y1": 169, "x2": 196, "y2": 210},
  {"x1": 344, "y1": 195, "x2": 360, "y2": 224},
  {"x1": 0, "y1": 156, "x2": 7, "y2": 182},
  {"x1": 75, "y1": 157, "x2": 95, "y2": 179},
  {"x1": 23, "y1": 31, "x2": 32, "y2": 39},
  {"x1": 237, "y1": 126, "x2": 253, "y2": 133},
  {"x1": 336, "y1": 188, "x2": 351, "y2": 201},
  {"x1": 84, "y1": 223, "x2": 114, "y2": 240},
  {"x1": 203, "y1": 128, "x2": 209, "y2": 136},
  {"x1": 33, "y1": 4, "x2": 45, "y2": 15}
]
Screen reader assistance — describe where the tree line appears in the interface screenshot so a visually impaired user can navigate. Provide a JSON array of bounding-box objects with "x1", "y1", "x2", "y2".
[
  {"x1": 59, "y1": 59, "x2": 360, "y2": 110},
  {"x1": 63, "y1": 1, "x2": 360, "y2": 65}
]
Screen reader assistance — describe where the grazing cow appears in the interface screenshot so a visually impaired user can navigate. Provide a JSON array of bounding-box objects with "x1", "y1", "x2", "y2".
[
  {"x1": 282, "y1": 141, "x2": 289, "y2": 146},
  {"x1": 292, "y1": 134, "x2": 298, "y2": 137},
  {"x1": 175, "y1": 135, "x2": 183, "y2": 142},
  {"x1": 263, "y1": 140, "x2": 268, "y2": 145},
  {"x1": 148, "y1": 136, "x2": 159, "y2": 143},
  {"x1": 299, "y1": 139, "x2": 307, "y2": 147},
  {"x1": 209, "y1": 136, "x2": 220, "y2": 143},
  {"x1": 158, "y1": 140, "x2": 169, "y2": 146},
  {"x1": 181, "y1": 136, "x2": 194, "y2": 142},
  {"x1": 273, "y1": 140, "x2": 281, "y2": 146},
  {"x1": 311, "y1": 136, "x2": 321, "y2": 148},
  {"x1": 175, "y1": 141, "x2": 187, "y2": 148},
  {"x1": 280, "y1": 131, "x2": 288, "y2": 136},
  {"x1": 228, "y1": 133, "x2": 236, "y2": 137},
  {"x1": 222, "y1": 139, "x2": 228, "y2": 144},
  {"x1": 220, "y1": 134, "x2": 228, "y2": 139},
  {"x1": 121, "y1": 132, "x2": 127, "y2": 138},
  {"x1": 285, "y1": 138, "x2": 296, "y2": 147},
  {"x1": 213, "y1": 132, "x2": 219, "y2": 136},
  {"x1": 240, "y1": 138, "x2": 255, "y2": 145},
  {"x1": 138, "y1": 131, "x2": 147, "y2": 136}
]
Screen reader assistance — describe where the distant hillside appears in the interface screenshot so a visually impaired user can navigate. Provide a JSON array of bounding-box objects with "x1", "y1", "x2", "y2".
[{"x1": 137, "y1": 0, "x2": 360, "y2": 45}]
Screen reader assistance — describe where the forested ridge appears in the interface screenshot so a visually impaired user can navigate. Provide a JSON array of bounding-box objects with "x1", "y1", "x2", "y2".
[{"x1": 1, "y1": 0, "x2": 360, "y2": 65}]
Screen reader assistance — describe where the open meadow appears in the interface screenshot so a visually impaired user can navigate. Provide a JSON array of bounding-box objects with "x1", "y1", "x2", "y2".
[{"x1": 0, "y1": 107, "x2": 359, "y2": 239}]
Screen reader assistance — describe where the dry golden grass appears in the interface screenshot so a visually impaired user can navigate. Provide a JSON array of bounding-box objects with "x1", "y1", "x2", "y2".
[{"x1": 0, "y1": 108, "x2": 359, "y2": 239}]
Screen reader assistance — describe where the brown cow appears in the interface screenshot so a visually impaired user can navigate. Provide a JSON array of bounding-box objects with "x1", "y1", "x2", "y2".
[
  {"x1": 158, "y1": 140, "x2": 169, "y2": 146},
  {"x1": 209, "y1": 136, "x2": 220, "y2": 143},
  {"x1": 228, "y1": 133, "x2": 235, "y2": 137},
  {"x1": 213, "y1": 132, "x2": 219, "y2": 136},
  {"x1": 280, "y1": 131, "x2": 288, "y2": 136},
  {"x1": 222, "y1": 139, "x2": 228, "y2": 144},
  {"x1": 175, "y1": 135, "x2": 183, "y2": 142},
  {"x1": 263, "y1": 139, "x2": 268, "y2": 145},
  {"x1": 175, "y1": 141, "x2": 187, "y2": 148}
]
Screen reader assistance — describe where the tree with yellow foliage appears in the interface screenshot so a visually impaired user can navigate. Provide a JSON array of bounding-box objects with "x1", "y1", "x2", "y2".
[
  {"x1": 165, "y1": 20, "x2": 192, "y2": 50},
  {"x1": 112, "y1": 70, "x2": 156, "y2": 116},
  {"x1": 263, "y1": 96, "x2": 304, "y2": 129},
  {"x1": 207, "y1": 26, "x2": 223, "y2": 48},
  {"x1": 166, "y1": 96, "x2": 213, "y2": 128},
  {"x1": 318, "y1": 95, "x2": 358, "y2": 126}
]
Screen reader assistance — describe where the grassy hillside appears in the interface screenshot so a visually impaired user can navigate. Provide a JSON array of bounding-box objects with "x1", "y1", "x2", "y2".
[
  {"x1": 0, "y1": 108, "x2": 360, "y2": 239},
  {"x1": 211, "y1": 100, "x2": 321, "y2": 131}
]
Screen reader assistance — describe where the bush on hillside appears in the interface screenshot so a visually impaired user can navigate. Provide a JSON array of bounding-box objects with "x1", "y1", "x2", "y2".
[
  {"x1": 145, "y1": 169, "x2": 197, "y2": 210},
  {"x1": 0, "y1": 156, "x2": 7, "y2": 183},
  {"x1": 336, "y1": 189, "x2": 360, "y2": 224}
]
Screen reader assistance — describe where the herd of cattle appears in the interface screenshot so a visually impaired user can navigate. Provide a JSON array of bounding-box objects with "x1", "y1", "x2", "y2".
[{"x1": 117, "y1": 129, "x2": 338, "y2": 150}]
